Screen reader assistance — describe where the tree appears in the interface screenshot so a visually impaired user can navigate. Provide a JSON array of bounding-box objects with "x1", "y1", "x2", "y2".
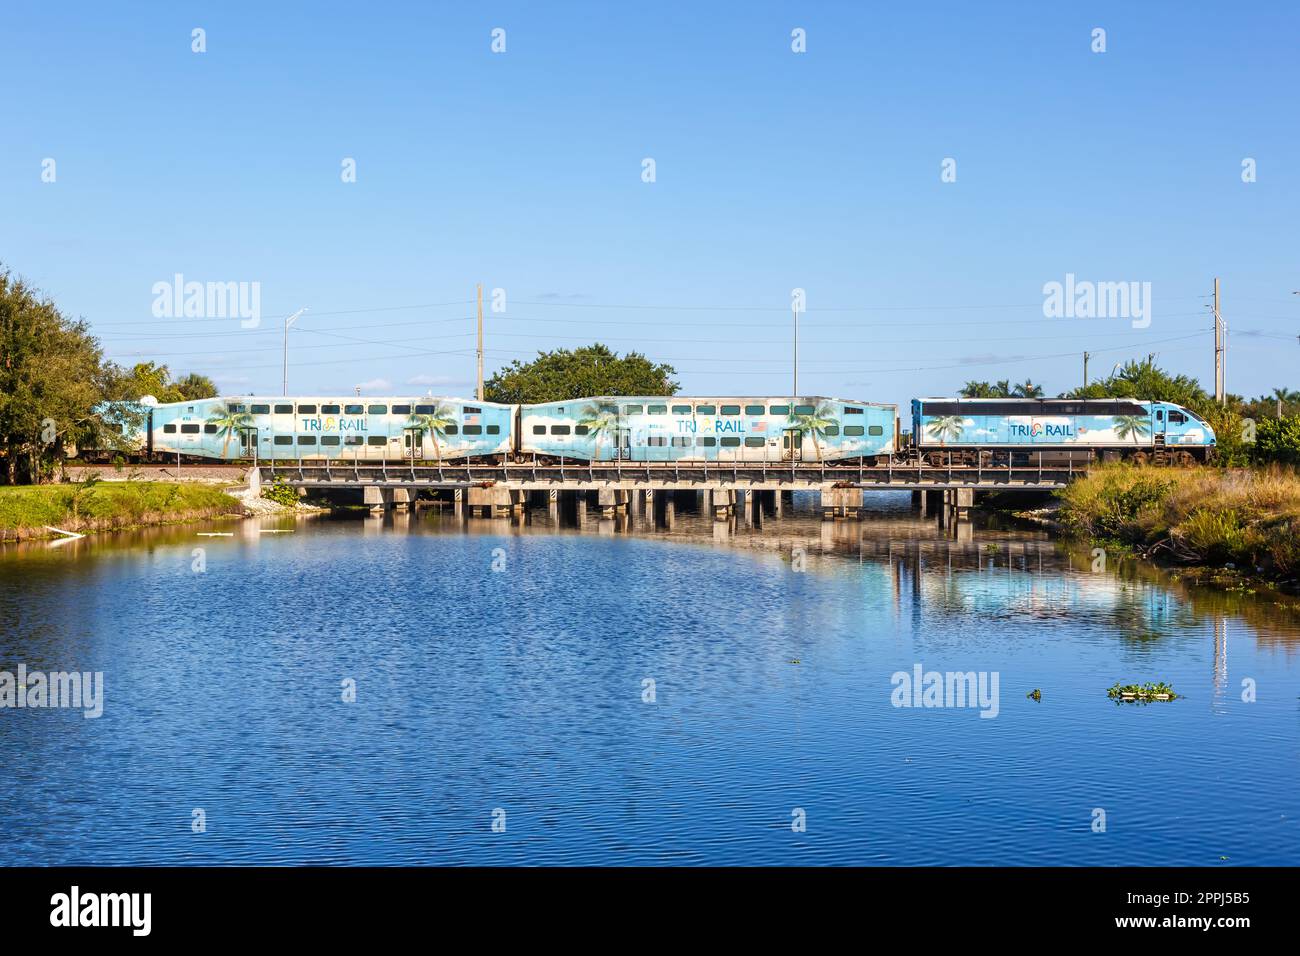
[
  {"x1": 176, "y1": 372, "x2": 218, "y2": 400},
  {"x1": 0, "y1": 269, "x2": 107, "y2": 483},
  {"x1": 206, "y1": 404, "x2": 255, "y2": 457},
  {"x1": 1011, "y1": 379, "x2": 1044, "y2": 398},
  {"x1": 926, "y1": 415, "x2": 966, "y2": 446},
  {"x1": 484, "y1": 344, "x2": 678, "y2": 404},
  {"x1": 405, "y1": 405, "x2": 457, "y2": 460},
  {"x1": 960, "y1": 380, "x2": 1012, "y2": 398},
  {"x1": 576, "y1": 403, "x2": 619, "y2": 460}
]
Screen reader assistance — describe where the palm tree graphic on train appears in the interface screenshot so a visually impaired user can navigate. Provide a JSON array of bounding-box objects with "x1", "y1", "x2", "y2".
[
  {"x1": 1113, "y1": 414, "x2": 1151, "y2": 445},
  {"x1": 577, "y1": 404, "x2": 618, "y2": 460},
  {"x1": 205, "y1": 404, "x2": 255, "y2": 457},
  {"x1": 405, "y1": 404, "x2": 457, "y2": 460},
  {"x1": 926, "y1": 415, "x2": 966, "y2": 447},
  {"x1": 786, "y1": 402, "x2": 837, "y2": 460}
]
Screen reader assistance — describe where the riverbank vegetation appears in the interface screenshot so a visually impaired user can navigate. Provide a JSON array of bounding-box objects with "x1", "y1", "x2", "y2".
[
  {"x1": 0, "y1": 480, "x2": 239, "y2": 541},
  {"x1": 1057, "y1": 465, "x2": 1300, "y2": 584}
]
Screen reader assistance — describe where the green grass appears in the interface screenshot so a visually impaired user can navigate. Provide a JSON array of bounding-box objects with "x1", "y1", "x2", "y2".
[
  {"x1": 0, "y1": 481, "x2": 239, "y2": 540},
  {"x1": 1057, "y1": 464, "x2": 1300, "y2": 580}
]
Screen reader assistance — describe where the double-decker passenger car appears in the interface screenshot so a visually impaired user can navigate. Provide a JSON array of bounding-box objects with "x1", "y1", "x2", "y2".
[
  {"x1": 911, "y1": 397, "x2": 1215, "y2": 465},
  {"x1": 137, "y1": 395, "x2": 515, "y2": 462},
  {"x1": 518, "y1": 396, "x2": 897, "y2": 463}
]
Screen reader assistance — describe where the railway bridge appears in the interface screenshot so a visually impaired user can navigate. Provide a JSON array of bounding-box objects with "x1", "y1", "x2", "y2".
[{"x1": 255, "y1": 456, "x2": 1086, "y2": 521}]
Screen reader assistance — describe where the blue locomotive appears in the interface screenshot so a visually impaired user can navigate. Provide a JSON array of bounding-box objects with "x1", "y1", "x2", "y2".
[{"x1": 911, "y1": 397, "x2": 1215, "y2": 465}]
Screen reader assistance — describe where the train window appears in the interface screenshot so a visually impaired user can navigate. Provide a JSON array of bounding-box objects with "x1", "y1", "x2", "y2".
[
  {"x1": 671, "y1": 437, "x2": 692, "y2": 447},
  {"x1": 718, "y1": 405, "x2": 739, "y2": 415},
  {"x1": 844, "y1": 426, "x2": 865, "y2": 436},
  {"x1": 623, "y1": 404, "x2": 643, "y2": 415},
  {"x1": 672, "y1": 404, "x2": 692, "y2": 414},
  {"x1": 487, "y1": 425, "x2": 500, "y2": 434},
  {"x1": 574, "y1": 425, "x2": 589, "y2": 435},
  {"x1": 794, "y1": 404, "x2": 815, "y2": 415},
  {"x1": 298, "y1": 404, "x2": 317, "y2": 414},
  {"x1": 368, "y1": 405, "x2": 387, "y2": 415},
  {"x1": 844, "y1": 406, "x2": 863, "y2": 415},
  {"x1": 345, "y1": 404, "x2": 364, "y2": 415},
  {"x1": 464, "y1": 406, "x2": 481, "y2": 414},
  {"x1": 745, "y1": 405, "x2": 765, "y2": 416},
  {"x1": 551, "y1": 425, "x2": 571, "y2": 435},
  {"x1": 696, "y1": 405, "x2": 716, "y2": 415},
  {"x1": 163, "y1": 424, "x2": 177, "y2": 433},
  {"x1": 697, "y1": 437, "x2": 716, "y2": 447},
  {"x1": 720, "y1": 436, "x2": 741, "y2": 447},
  {"x1": 823, "y1": 425, "x2": 840, "y2": 436},
  {"x1": 770, "y1": 405, "x2": 789, "y2": 415},
  {"x1": 744, "y1": 437, "x2": 765, "y2": 447},
  {"x1": 1156, "y1": 410, "x2": 1164, "y2": 421},
  {"x1": 413, "y1": 405, "x2": 433, "y2": 414},
  {"x1": 599, "y1": 404, "x2": 617, "y2": 414},
  {"x1": 322, "y1": 404, "x2": 340, "y2": 414},
  {"x1": 251, "y1": 404, "x2": 270, "y2": 414},
  {"x1": 297, "y1": 436, "x2": 316, "y2": 445},
  {"x1": 463, "y1": 425, "x2": 482, "y2": 435},
  {"x1": 648, "y1": 405, "x2": 667, "y2": 414},
  {"x1": 321, "y1": 436, "x2": 340, "y2": 446},
  {"x1": 273, "y1": 436, "x2": 293, "y2": 445},
  {"x1": 367, "y1": 436, "x2": 386, "y2": 446},
  {"x1": 344, "y1": 436, "x2": 364, "y2": 445},
  {"x1": 229, "y1": 404, "x2": 245, "y2": 413},
  {"x1": 868, "y1": 425, "x2": 884, "y2": 436},
  {"x1": 274, "y1": 404, "x2": 293, "y2": 414},
  {"x1": 392, "y1": 404, "x2": 410, "y2": 414},
  {"x1": 647, "y1": 436, "x2": 667, "y2": 446},
  {"x1": 203, "y1": 424, "x2": 218, "y2": 434},
  {"x1": 532, "y1": 425, "x2": 546, "y2": 435},
  {"x1": 443, "y1": 424, "x2": 458, "y2": 435},
  {"x1": 1169, "y1": 412, "x2": 1187, "y2": 424}
]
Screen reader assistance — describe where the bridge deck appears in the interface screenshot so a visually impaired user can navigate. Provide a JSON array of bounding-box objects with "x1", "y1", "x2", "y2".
[{"x1": 261, "y1": 460, "x2": 1086, "y2": 491}]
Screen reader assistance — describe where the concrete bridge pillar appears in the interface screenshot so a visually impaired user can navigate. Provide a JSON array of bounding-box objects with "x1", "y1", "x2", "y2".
[
  {"x1": 391, "y1": 487, "x2": 412, "y2": 511},
  {"x1": 820, "y1": 485, "x2": 863, "y2": 520},
  {"x1": 467, "y1": 485, "x2": 511, "y2": 518},
  {"x1": 453, "y1": 488, "x2": 464, "y2": 517},
  {"x1": 598, "y1": 488, "x2": 628, "y2": 517},
  {"x1": 547, "y1": 488, "x2": 560, "y2": 520},
  {"x1": 364, "y1": 486, "x2": 394, "y2": 512},
  {"x1": 711, "y1": 488, "x2": 735, "y2": 520}
]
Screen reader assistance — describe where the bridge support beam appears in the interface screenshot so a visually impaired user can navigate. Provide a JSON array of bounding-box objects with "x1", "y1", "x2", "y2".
[
  {"x1": 598, "y1": 488, "x2": 628, "y2": 517},
  {"x1": 467, "y1": 485, "x2": 512, "y2": 518},
  {"x1": 820, "y1": 484, "x2": 863, "y2": 520}
]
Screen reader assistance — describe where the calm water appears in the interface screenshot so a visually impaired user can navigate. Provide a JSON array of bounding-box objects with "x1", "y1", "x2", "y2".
[{"x1": 2, "y1": 492, "x2": 1298, "y2": 865}]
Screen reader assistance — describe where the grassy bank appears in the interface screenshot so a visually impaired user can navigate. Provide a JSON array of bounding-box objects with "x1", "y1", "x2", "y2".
[
  {"x1": 0, "y1": 481, "x2": 241, "y2": 541},
  {"x1": 1057, "y1": 465, "x2": 1300, "y2": 584}
]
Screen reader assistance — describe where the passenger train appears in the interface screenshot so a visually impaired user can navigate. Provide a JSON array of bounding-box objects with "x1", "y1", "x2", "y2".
[{"x1": 88, "y1": 391, "x2": 1215, "y2": 465}]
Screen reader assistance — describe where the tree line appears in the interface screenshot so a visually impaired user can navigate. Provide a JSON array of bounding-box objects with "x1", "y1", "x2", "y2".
[{"x1": 0, "y1": 268, "x2": 215, "y2": 484}]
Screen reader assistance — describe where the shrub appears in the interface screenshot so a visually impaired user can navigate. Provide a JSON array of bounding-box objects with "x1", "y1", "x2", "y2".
[{"x1": 260, "y1": 477, "x2": 300, "y2": 508}]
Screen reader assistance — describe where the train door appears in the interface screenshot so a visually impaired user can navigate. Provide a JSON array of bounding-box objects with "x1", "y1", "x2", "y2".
[
  {"x1": 783, "y1": 428, "x2": 803, "y2": 461},
  {"x1": 403, "y1": 426, "x2": 424, "y2": 460},
  {"x1": 615, "y1": 428, "x2": 631, "y2": 461},
  {"x1": 239, "y1": 427, "x2": 258, "y2": 462}
]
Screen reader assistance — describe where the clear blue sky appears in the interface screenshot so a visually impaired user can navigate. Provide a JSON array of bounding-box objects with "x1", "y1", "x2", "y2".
[{"x1": 3, "y1": 1, "x2": 1297, "y2": 407}]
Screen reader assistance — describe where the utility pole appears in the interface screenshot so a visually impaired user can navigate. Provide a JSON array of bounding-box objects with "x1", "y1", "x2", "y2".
[
  {"x1": 281, "y1": 308, "x2": 307, "y2": 396},
  {"x1": 476, "y1": 284, "x2": 485, "y2": 402},
  {"x1": 1083, "y1": 351, "x2": 1090, "y2": 390},
  {"x1": 1213, "y1": 277, "x2": 1224, "y2": 406},
  {"x1": 792, "y1": 302, "x2": 799, "y2": 396}
]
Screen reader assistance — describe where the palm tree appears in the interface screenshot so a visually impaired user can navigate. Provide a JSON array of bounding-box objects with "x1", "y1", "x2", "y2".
[
  {"x1": 787, "y1": 402, "x2": 837, "y2": 461},
  {"x1": 206, "y1": 404, "x2": 255, "y2": 457},
  {"x1": 926, "y1": 415, "x2": 966, "y2": 446},
  {"x1": 577, "y1": 404, "x2": 618, "y2": 460},
  {"x1": 1012, "y1": 379, "x2": 1044, "y2": 398},
  {"x1": 1113, "y1": 414, "x2": 1151, "y2": 445},
  {"x1": 406, "y1": 404, "x2": 457, "y2": 460}
]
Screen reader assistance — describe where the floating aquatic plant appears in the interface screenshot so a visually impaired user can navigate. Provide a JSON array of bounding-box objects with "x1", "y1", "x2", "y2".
[
  {"x1": 1027, "y1": 689, "x2": 1041, "y2": 701},
  {"x1": 1107, "y1": 681, "x2": 1178, "y2": 704}
]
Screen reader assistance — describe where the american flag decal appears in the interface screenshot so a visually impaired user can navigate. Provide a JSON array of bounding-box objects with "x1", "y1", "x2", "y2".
[
  {"x1": 753, "y1": 422, "x2": 767, "y2": 432},
  {"x1": 464, "y1": 414, "x2": 479, "y2": 425}
]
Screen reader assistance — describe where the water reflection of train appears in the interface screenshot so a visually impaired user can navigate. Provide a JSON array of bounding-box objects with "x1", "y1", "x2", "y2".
[{"x1": 84, "y1": 393, "x2": 1215, "y2": 466}]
